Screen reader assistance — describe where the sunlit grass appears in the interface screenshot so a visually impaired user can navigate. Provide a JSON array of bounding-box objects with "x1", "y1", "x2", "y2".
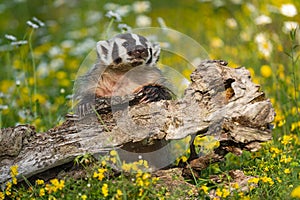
[{"x1": 0, "y1": 0, "x2": 300, "y2": 199}]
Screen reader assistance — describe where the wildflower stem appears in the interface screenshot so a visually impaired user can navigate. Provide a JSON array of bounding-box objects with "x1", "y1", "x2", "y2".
[
  {"x1": 28, "y1": 29, "x2": 38, "y2": 118},
  {"x1": 289, "y1": 28, "x2": 299, "y2": 117},
  {"x1": 106, "y1": 18, "x2": 115, "y2": 39},
  {"x1": 92, "y1": 106, "x2": 110, "y2": 132}
]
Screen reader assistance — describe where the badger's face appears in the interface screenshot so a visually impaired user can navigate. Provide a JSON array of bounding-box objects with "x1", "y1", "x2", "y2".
[{"x1": 96, "y1": 33, "x2": 160, "y2": 68}]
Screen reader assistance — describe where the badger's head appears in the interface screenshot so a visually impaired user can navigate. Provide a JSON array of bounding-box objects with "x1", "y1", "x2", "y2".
[{"x1": 96, "y1": 33, "x2": 160, "y2": 69}]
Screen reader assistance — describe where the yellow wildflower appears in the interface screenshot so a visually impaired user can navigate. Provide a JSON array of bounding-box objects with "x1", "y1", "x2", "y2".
[
  {"x1": 136, "y1": 178, "x2": 144, "y2": 187},
  {"x1": 215, "y1": 188, "x2": 222, "y2": 197},
  {"x1": 291, "y1": 121, "x2": 300, "y2": 132},
  {"x1": 56, "y1": 71, "x2": 67, "y2": 80},
  {"x1": 50, "y1": 179, "x2": 65, "y2": 190},
  {"x1": 284, "y1": 168, "x2": 291, "y2": 174},
  {"x1": 260, "y1": 176, "x2": 274, "y2": 185},
  {"x1": 276, "y1": 177, "x2": 282, "y2": 183},
  {"x1": 102, "y1": 183, "x2": 109, "y2": 197},
  {"x1": 248, "y1": 177, "x2": 259, "y2": 184},
  {"x1": 152, "y1": 177, "x2": 159, "y2": 184},
  {"x1": 36, "y1": 179, "x2": 45, "y2": 185},
  {"x1": 39, "y1": 188, "x2": 45, "y2": 197},
  {"x1": 201, "y1": 185, "x2": 209, "y2": 194},
  {"x1": 45, "y1": 184, "x2": 55, "y2": 194},
  {"x1": 110, "y1": 157, "x2": 117, "y2": 164},
  {"x1": 110, "y1": 150, "x2": 117, "y2": 156},
  {"x1": 12, "y1": 177, "x2": 17, "y2": 185},
  {"x1": 142, "y1": 173, "x2": 151, "y2": 180},
  {"x1": 115, "y1": 189, "x2": 123, "y2": 200},
  {"x1": 0, "y1": 192, "x2": 4, "y2": 200},
  {"x1": 32, "y1": 93, "x2": 47, "y2": 104},
  {"x1": 264, "y1": 167, "x2": 269, "y2": 172},
  {"x1": 93, "y1": 168, "x2": 107, "y2": 181},
  {"x1": 10, "y1": 165, "x2": 18, "y2": 177},
  {"x1": 121, "y1": 162, "x2": 132, "y2": 172},
  {"x1": 241, "y1": 196, "x2": 251, "y2": 200},
  {"x1": 117, "y1": 189, "x2": 123, "y2": 196},
  {"x1": 222, "y1": 188, "x2": 230, "y2": 198},
  {"x1": 101, "y1": 160, "x2": 107, "y2": 166},
  {"x1": 270, "y1": 147, "x2": 281, "y2": 154},
  {"x1": 180, "y1": 155, "x2": 188, "y2": 162},
  {"x1": 194, "y1": 136, "x2": 220, "y2": 153},
  {"x1": 48, "y1": 196, "x2": 57, "y2": 200},
  {"x1": 138, "y1": 188, "x2": 144, "y2": 197},
  {"x1": 281, "y1": 135, "x2": 293, "y2": 145},
  {"x1": 260, "y1": 65, "x2": 272, "y2": 78},
  {"x1": 291, "y1": 186, "x2": 300, "y2": 198},
  {"x1": 280, "y1": 155, "x2": 292, "y2": 163},
  {"x1": 5, "y1": 182, "x2": 12, "y2": 196},
  {"x1": 232, "y1": 182, "x2": 239, "y2": 189},
  {"x1": 81, "y1": 194, "x2": 87, "y2": 200}
]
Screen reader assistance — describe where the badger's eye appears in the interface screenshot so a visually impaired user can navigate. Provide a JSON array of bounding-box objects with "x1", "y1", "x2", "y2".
[{"x1": 122, "y1": 42, "x2": 129, "y2": 47}]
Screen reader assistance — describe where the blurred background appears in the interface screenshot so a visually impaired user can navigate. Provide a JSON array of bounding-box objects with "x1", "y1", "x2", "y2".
[{"x1": 0, "y1": 0, "x2": 299, "y2": 132}]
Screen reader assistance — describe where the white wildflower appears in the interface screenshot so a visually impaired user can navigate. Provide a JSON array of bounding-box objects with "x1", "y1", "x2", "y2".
[
  {"x1": 60, "y1": 88, "x2": 65, "y2": 94},
  {"x1": 105, "y1": 10, "x2": 121, "y2": 22},
  {"x1": 240, "y1": 31, "x2": 250, "y2": 41},
  {"x1": 86, "y1": 11, "x2": 102, "y2": 25},
  {"x1": 136, "y1": 15, "x2": 151, "y2": 27},
  {"x1": 16, "y1": 80, "x2": 21, "y2": 86},
  {"x1": 104, "y1": 2, "x2": 119, "y2": 11},
  {"x1": 225, "y1": 18, "x2": 237, "y2": 29},
  {"x1": 280, "y1": 4, "x2": 297, "y2": 17},
  {"x1": 255, "y1": 33, "x2": 273, "y2": 58},
  {"x1": 116, "y1": 5, "x2": 131, "y2": 17},
  {"x1": 11, "y1": 40, "x2": 28, "y2": 46},
  {"x1": 0, "y1": 105, "x2": 8, "y2": 111},
  {"x1": 49, "y1": 46, "x2": 62, "y2": 57},
  {"x1": 50, "y1": 58, "x2": 64, "y2": 70},
  {"x1": 282, "y1": 21, "x2": 299, "y2": 33},
  {"x1": 230, "y1": 0, "x2": 242, "y2": 4},
  {"x1": 26, "y1": 20, "x2": 39, "y2": 29},
  {"x1": 246, "y1": 3, "x2": 256, "y2": 12},
  {"x1": 5, "y1": 34, "x2": 17, "y2": 41},
  {"x1": 132, "y1": 1, "x2": 151, "y2": 13},
  {"x1": 61, "y1": 40, "x2": 75, "y2": 49},
  {"x1": 255, "y1": 15, "x2": 272, "y2": 25},
  {"x1": 32, "y1": 17, "x2": 45, "y2": 27},
  {"x1": 118, "y1": 23, "x2": 132, "y2": 32}
]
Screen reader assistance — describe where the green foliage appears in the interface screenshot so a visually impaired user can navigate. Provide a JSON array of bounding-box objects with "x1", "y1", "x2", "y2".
[{"x1": 1, "y1": 0, "x2": 300, "y2": 199}]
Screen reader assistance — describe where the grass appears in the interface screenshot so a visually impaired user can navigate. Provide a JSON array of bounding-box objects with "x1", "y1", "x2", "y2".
[{"x1": 0, "y1": 0, "x2": 300, "y2": 199}]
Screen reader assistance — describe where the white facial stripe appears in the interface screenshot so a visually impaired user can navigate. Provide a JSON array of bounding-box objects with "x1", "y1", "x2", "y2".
[{"x1": 131, "y1": 34, "x2": 142, "y2": 46}]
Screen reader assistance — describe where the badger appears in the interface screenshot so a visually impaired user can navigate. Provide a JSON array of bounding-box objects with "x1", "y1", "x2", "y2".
[{"x1": 74, "y1": 33, "x2": 174, "y2": 116}]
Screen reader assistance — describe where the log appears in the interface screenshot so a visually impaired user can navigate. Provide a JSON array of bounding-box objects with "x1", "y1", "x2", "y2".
[{"x1": 0, "y1": 60, "x2": 275, "y2": 184}]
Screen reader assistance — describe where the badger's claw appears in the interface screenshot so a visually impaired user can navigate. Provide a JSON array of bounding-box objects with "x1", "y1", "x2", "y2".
[{"x1": 135, "y1": 84, "x2": 173, "y2": 103}]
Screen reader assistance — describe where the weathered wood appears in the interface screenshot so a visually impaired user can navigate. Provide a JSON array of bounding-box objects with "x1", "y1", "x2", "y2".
[{"x1": 0, "y1": 60, "x2": 275, "y2": 184}]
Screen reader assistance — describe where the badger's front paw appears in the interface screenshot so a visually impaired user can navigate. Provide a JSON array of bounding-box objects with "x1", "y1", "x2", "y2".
[{"x1": 135, "y1": 84, "x2": 173, "y2": 103}]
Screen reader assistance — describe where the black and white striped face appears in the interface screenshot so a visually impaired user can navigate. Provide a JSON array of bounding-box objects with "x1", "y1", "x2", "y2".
[{"x1": 96, "y1": 33, "x2": 160, "y2": 68}]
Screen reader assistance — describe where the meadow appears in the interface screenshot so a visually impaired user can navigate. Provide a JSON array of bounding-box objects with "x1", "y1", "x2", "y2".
[{"x1": 0, "y1": 0, "x2": 300, "y2": 199}]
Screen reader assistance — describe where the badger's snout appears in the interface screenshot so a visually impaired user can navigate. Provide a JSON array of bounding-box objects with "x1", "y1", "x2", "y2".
[{"x1": 128, "y1": 45, "x2": 149, "y2": 60}]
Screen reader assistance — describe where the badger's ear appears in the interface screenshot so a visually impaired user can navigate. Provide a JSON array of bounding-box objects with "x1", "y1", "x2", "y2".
[
  {"x1": 152, "y1": 42, "x2": 161, "y2": 63},
  {"x1": 96, "y1": 40, "x2": 111, "y2": 65}
]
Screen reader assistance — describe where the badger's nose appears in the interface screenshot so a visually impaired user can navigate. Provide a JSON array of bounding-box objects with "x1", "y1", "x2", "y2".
[{"x1": 129, "y1": 45, "x2": 148, "y2": 59}]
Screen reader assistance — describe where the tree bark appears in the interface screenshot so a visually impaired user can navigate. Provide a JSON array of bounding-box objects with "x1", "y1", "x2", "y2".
[{"x1": 0, "y1": 60, "x2": 274, "y2": 184}]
